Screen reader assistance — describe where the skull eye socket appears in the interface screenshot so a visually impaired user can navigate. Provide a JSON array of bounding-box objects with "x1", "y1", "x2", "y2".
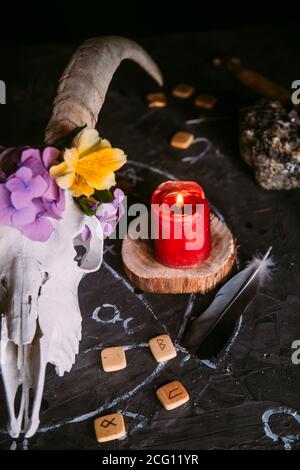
[
  {"x1": 73, "y1": 219, "x2": 103, "y2": 272},
  {"x1": 73, "y1": 244, "x2": 87, "y2": 266}
]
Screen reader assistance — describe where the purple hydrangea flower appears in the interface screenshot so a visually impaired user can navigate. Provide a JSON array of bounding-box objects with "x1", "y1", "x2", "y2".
[
  {"x1": 42, "y1": 178, "x2": 66, "y2": 219},
  {"x1": 80, "y1": 188, "x2": 125, "y2": 241},
  {"x1": 80, "y1": 224, "x2": 92, "y2": 242},
  {"x1": 20, "y1": 199, "x2": 54, "y2": 242},
  {"x1": 0, "y1": 185, "x2": 37, "y2": 226},
  {"x1": 21, "y1": 216, "x2": 54, "y2": 242},
  {"x1": 0, "y1": 146, "x2": 65, "y2": 242},
  {"x1": 112, "y1": 188, "x2": 125, "y2": 215},
  {"x1": 6, "y1": 167, "x2": 47, "y2": 209},
  {"x1": 21, "y1": 147, "x2": 59, "y2": 176},
  {"x1": 97, "y1": 205, "x2": 117, "y2": 237},
  {"x1": 22, "y1": 147, "x2": 65, "y2": 219},
  {"x1": 96, "y1": 188, "x2": 125, "y2": 237}
]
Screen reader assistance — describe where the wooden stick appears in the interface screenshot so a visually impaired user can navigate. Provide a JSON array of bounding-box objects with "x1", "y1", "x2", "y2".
[
  {"x1": 235, "y1": 68, "x2": 291, "y2": 103},
  {"x1": 215, "y1": 57, "x2": 291, "y2": 103}
]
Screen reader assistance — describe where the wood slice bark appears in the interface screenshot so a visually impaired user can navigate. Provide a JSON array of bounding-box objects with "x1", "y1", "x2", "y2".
[{"x1": 122, "y1": 213, "x2": 237, "y2": 294}]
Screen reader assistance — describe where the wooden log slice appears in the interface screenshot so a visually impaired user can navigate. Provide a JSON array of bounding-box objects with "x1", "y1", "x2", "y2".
[{"x1": 122, "y1": 213, "x2": 237, "y2": 294}]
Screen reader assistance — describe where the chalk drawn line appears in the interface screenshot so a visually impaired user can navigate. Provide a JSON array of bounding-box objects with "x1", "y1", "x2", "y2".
[{"x1": 262, "y1": 407, "x2": 300, "y2": 450}]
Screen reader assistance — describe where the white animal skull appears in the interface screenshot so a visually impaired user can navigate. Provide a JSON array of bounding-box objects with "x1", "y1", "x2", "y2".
[
  {"x1": 0, "y1": 192, "x2": 103, "y2": 438},
  {"x1": 0, "y1": 36, "x2": 162, "y2": 438}
]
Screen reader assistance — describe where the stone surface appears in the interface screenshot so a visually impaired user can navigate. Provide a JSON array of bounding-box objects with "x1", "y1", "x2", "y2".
[
  {"x1": 149, "y1": 335, "x2": 177, "y2": 363},
  {"x1": 0, "y1": 25, "x2": 300, "y2": 450},
  {"x1": 156, "y1": 380, "x2": 189, "y2": 410},
  {"x1": 101, "y1": 347, "x2": 127, "y2": 372},
  {"x1": 172, "y1": 84, "x2": 195, "y2": 99},
  {"x1": 194, "y1": 94, "x2": 217, "y2": 109},
  {"x1": 146, "y1": 92, "x2": 167, "y2": 108},
  {"x1": 170, "y1": 131, "x2": 194, "y2": 149},
  {"x1": 94, "y1": 413, "x2": 126, "y2": 442},
  {"x1": 240, "y1": 100, "x2": 300, "y2": 189}
]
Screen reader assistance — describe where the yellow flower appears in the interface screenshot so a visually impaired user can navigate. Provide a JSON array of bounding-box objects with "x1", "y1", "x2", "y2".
[{"x1": 49, "y1": 129, "x2": 126, "y2": 197}]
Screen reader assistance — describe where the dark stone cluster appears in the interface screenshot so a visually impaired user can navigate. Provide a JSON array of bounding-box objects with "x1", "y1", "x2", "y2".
[{"x1": 240, "y1": 100, "x2": 300, "y2": 189}]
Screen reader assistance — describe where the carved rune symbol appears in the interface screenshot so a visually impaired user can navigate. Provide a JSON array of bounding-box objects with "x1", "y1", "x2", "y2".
[
  {"x1": 168, "y1": 387, "x2": 182, "y2": 400},
  {"x1": 157, "y1": 338, "x2": 166, "y2": 351},
  {"x1": 100, "y1": 418, "x2": 117, "y2": 428}
]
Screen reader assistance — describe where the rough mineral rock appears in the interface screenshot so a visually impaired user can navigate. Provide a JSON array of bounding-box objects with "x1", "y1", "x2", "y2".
[{"x1": 240, "y1": 100, "x2": 300, "y2": 190}]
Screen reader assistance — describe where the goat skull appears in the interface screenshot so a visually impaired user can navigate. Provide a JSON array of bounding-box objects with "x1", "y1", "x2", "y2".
[
  {"x1": 0, "y1": 192, "x2": 103, "y2": 437},
  {"x1": 0, "y1": 36, "x2": 162, "y2": 438}
]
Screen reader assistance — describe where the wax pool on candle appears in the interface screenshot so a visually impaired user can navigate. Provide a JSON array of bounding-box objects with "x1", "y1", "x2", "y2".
[{"x1": 151, "y1": 181, "x2": 211, "y2": 268}]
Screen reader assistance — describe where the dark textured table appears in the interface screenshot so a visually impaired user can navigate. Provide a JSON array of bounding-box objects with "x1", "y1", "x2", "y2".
[{"x1": 1, "y1": 25, "x2": 300, "y2": 450}]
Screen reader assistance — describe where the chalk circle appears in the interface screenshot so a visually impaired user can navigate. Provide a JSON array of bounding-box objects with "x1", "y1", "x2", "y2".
[
  {"x1": 92, "y1": 304, "x2": 122, "y2": 324},
  {"x1": 262, "y1": 407, "x2": 300, "y2": 450}
]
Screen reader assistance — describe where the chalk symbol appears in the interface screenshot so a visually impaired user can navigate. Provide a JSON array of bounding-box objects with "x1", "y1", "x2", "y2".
[
  {"x1": 157, "y1": 339, "x2": 166, "y2": 351},
  {"x1": 262, "y1": 407, "x2": 300, "y2": 450},
  {"x1": 168, "y1": 387, "x2": 182, "y2": 400},
  {"x1": 181, "y1": 137, "x2": 211, "y2": 164},
  {"x1": 100, "y1": 418, "x2": 117, "y2": 428}
]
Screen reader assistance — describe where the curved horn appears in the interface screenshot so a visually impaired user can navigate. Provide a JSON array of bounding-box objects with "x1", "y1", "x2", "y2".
[{"x1": 45, "y1": 36, "x2": 163, "y2": 144}]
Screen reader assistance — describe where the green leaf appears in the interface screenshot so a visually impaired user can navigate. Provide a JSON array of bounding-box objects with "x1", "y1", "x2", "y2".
[
  {"x1": 76, "y1": 190, "x2": 114, "y2": 216},
  {"x1": 53, "y1": 124, "x2": 87, "y2": 151},
  {"x1": 93, "y1": 189, "x2": 114, "y2": 203},
  {"x1": 77, "y1": 196, "x2": 97, "y2": 216}
]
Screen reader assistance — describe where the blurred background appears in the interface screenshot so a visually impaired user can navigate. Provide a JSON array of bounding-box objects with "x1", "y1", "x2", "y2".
[
  {"x1": 0, "y1": 0, "x2": 299, "y2": 148},
  {"x1": 0, "y1": 0, "x2": 299, "y2": 44}
]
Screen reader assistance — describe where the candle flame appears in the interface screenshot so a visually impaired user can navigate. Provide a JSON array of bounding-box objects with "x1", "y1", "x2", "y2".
[{"x1": 176, "y1": 192, "x2": 184, "y2": 208}]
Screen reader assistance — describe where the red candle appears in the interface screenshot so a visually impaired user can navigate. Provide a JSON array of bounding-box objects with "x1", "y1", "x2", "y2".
[{"x1": 151, "y1": 181, "x2": 211, "y2": 268}]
